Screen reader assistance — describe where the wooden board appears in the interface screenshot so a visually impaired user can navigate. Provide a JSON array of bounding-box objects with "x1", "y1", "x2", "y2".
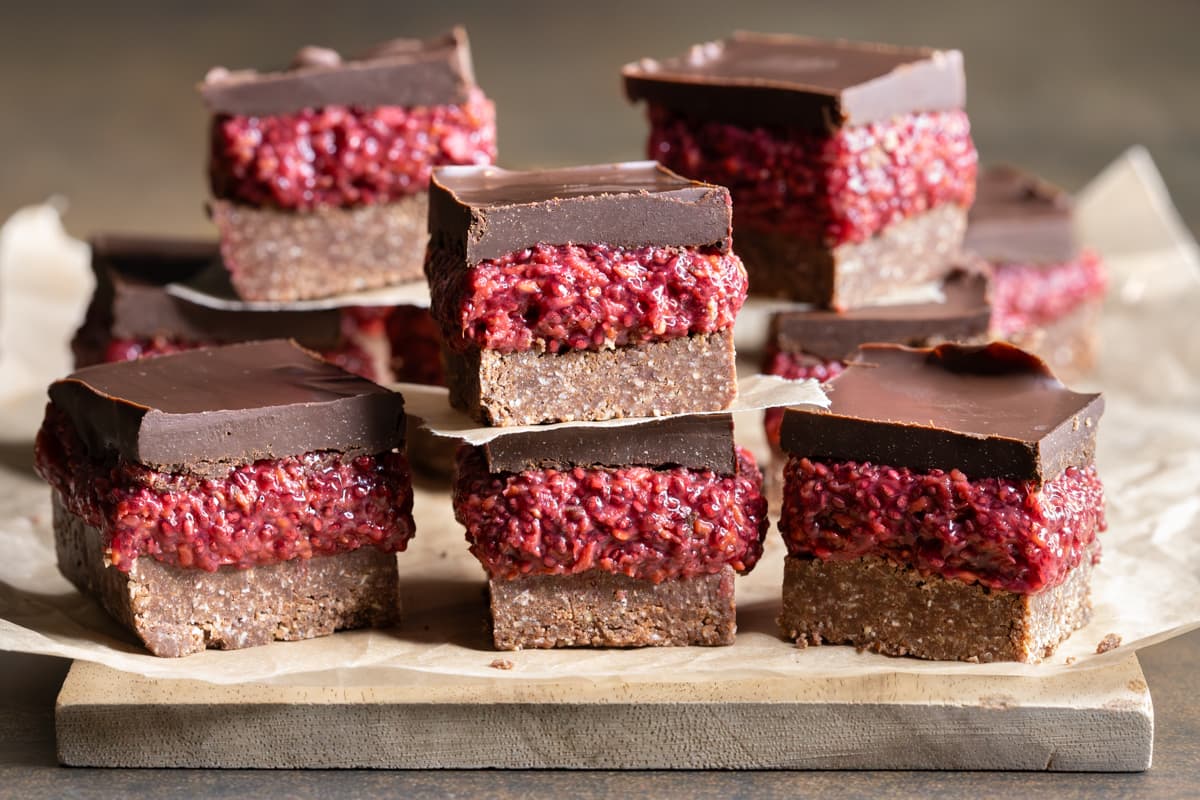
[{"x1": 56, "y1": 655, "x2": 1153, "y2": 771}]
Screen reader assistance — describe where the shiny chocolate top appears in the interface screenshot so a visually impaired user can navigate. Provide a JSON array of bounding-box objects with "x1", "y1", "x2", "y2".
[
  {"x1": 965, "y1": 164, "x2": 1078, "y2": 264},
  {"x1": 780, "y1": 342, "x2": 1103, "y2": 481},
  {"x1": 770, "y1": 269, "x2": 992, "y2": 361},
  {"x1": 481, "y1": 414, "x2": 736, "y2": 474},
  {"x1": 623, "y1": 31, "x2": 965, "y2": 130},
  {"x1": 49, "y1": 340, "x2": 406, "y2": 474},
  {"x1": 85, "y1": 235, "x2": 342, "y2": 349},
  {"x1": 428, "y1": 161, "x2": 732, "y2": 264},
  {"x1": 199, "y1": 27, "x2": 476, "y2": 115}
]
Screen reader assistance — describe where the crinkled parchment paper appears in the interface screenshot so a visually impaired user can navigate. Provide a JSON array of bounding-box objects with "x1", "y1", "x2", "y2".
[{"x1": 0, "y1": 149, "x2": 1197, "y2": 686}]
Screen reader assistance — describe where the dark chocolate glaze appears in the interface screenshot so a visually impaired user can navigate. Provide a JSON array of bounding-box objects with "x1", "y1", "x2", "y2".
[
  {"x1": 623, "y1": 31, "x2": 965, "y2": 130},
  {"x1": 965, "y1": 164, "x2": 1078, "y2": 264},
  {"x1": 770, "y1": 269, "x2": 992, "y2": 361},
  {"x1": 84, "y1": 235, "x2": 342, "y2": 350},
  {"x1": 49, "y1": 340, "x2": 406, "y2": 474},
  {"x1": 427, "y1": 162, "x2": 732, "y2": 265},
  {"x1": 481, "y1": 414, "x2": 735, "y2": 474},
  {"x1": 779, "y1": 342, "x2": 1103, "y2": 482},
  {"x1": 199, "y1": 27, "x2": 476, "y2": 115}
]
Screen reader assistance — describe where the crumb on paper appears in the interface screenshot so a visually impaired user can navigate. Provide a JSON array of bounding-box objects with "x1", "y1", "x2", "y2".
[
  {"x1": 1096, "y1": 633, "x2": 1123, "y2": 654},
  {"x1": 1065, "y1": 656, "x2": 1077, "y2": 665},
  {"x1": 1128, "y1": 678, "x2": 1148, "y2": 693},
  {"x1": 489, "y1": 658, "x2": 514, "y2": 670}
]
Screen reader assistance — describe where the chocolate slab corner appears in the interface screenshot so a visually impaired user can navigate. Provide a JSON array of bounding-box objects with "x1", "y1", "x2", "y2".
[
  {"x1": 480, "y1": 413, "x2": 736, "y2": 474},
  {"x1": 622, "y1": 31, "x2": 965, "y2": 130},
  {"x1": 199, "y1": 27, "x2": 477, "y2": 115},
  {"x1": 965, "y1": 164, "x2": 1078, "y2": 264},
  {"x1": 428, "y1": 162, "x2": 732, "y2": 264}
]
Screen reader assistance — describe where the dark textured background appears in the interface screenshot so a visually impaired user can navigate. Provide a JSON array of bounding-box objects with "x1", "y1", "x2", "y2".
[
  {"x1": 1, "y1": 0, "x2": 1198, "y2": 237},
  {"x1": 2, "y1": 2, "x2": 1198, "y2": 796}
]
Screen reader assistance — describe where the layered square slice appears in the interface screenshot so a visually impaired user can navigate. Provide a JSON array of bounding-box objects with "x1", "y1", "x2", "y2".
[
  {"x1": 201, "y1": 28, "x2": 496, "y2": 301},
  {"x1": 777, "y1": 343, "x2": 1105, "y2": 662},
  {"x1": 35, "y1": 340, "x2": 415, "y2": 657},
  {"x1": 73, "y1": 234, "x2": 444, "y2": 385},
  {"x1": 427, "y1": 161, "x2": 746, "y2": 425},
  {"x1": 452, "y1": 415, "x2": 768, "y2": 648},
  {"x1": 966, "y1": 165, "x2": 1108, "y2": 381},
  {"x1": 624, "y1": 32, "x2": 977, "y2": 309}
]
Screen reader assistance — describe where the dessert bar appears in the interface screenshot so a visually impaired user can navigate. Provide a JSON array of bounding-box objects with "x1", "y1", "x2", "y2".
[
  {"x1": 74, "y1": 234, "x2": 444, "y2": 385},
  {"x1": 35, "y1": 340, "x2": 415, "y2": 657},
  {"x1": 452, "y1": 415, "x2": 768, "y2": 648},
  {"x1": 427, "y1": 161, "x2": 745, "y2": 425},
  {"x1": 202, "y1": 28, "x2": 496, "y2": 301},
  {"x1": 624, "y1": 32, "x2": 977, "y2": 308},
  {"x1": 777, "y1": 343, "x2": 1105, "y2": 662},
  {"x1": 761, "y1": 268, "x2": 991, "y2": 448},
  {"x1": 966, "y1": 165, "x2": 1108, "y2": 380}
]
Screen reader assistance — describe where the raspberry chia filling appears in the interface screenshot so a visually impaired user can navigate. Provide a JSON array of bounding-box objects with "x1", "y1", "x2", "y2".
[
  {"x1": 990, "y1": 250, "x2": 1108, "y2": 336},
  {"x1": 99, "y1": 334, "x2": 383, "y2": 384},
  {"x1": 429, "y1": 242, "x2": 747, "y2": 354},
  {"x1": 210, "y1": 87, "x2": 497, "y2": 210},
  {"x1": 35, "y1": 407, "x2": 415, "y2": 573},
  {"x1": 648, "y1": 107, "x2": 977, "y2": 247},
  {"x1": 761, "y1": 347, "x2": 846, "y2": 449},
  {"x1": 386, "y1": 305, "x2": 445, "y2": 385},
  {"x1": 779, "y1": 457, "x2": 1106, "y2": 594},
  {"x1": 454, "y1": 446, "x2": 769, "y2": 582}
]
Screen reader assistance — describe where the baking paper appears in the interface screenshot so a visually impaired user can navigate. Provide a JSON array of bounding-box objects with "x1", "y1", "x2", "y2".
[
  {"x1": 0, "y1": 149, "x2": 1197, "y2": 686},
  {"x1": 166, "y1": 262, "x2": 431, "y2": 310},
  {"x1": 401, "y1": 374, "x2": 827, "y2": 446}
]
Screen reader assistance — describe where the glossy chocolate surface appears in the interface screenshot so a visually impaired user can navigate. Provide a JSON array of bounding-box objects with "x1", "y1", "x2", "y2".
[
  {"x1": 965, "y1": 164, "x2": 1078, "y2": 264},
  {"x1": 200, "y1": 27, "x2": 476, "y2": 115},
  {"x1": 623, "y1": 31, "x2": 965, "y2": 130},
  {"x1": 481, "y1": 414, "x2": 735, "y2": 474},
  {"x1": 770, "y1": 269, "x2": 991, "y2": 361},
  {"x1": 428, "y1": 161, "x2": 732, "y2": 264},
  {"x1": 780, "y1": 342, "x2": 1103, "y2": 481},
  {"x1": 49, "y1": 340, "x2": 406, "y2": 472},
  {"x1": 87, "y1": 235, "x2": 342, "y2": 348}
]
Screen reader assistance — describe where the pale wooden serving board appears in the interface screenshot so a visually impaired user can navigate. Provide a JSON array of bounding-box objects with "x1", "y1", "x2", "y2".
[{"x1": 56, "y1": 654, "x2": 1152, "y2": 770}]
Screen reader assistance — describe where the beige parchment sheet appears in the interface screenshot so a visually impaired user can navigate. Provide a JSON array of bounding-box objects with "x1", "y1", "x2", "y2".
[{"x1": 0, "y1": 148, "x2": 1197, "y2": 686}]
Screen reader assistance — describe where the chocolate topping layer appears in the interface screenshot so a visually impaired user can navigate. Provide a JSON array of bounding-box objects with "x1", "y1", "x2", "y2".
[
  {"x1": 428, "y1": 162, "x2": 732, "y2": 264},
  {"x1": 623, "y1": 31, "x2": 966, "y2": 130},
  {"x1": 87, "y1": 235, "x2": 341, "y2": 348},
  {"x1": 481, "y1": 414, "x2": 736, "y2": 474},
  {"x1": 48, "y1": 340, "x2": 405, "y2": 472},
  {"x1": 200, "y1": 27, "x2": 476, "y2": 115},
  {"x1": 779, "y1": 342, "x2": 1103, "y2": 481},
  {"x1": 770, "y1": 269, "x2": 991, "y2": 360},
  {"x1": 965, "y1": 164, "x2": 1078, "y2": 264}
]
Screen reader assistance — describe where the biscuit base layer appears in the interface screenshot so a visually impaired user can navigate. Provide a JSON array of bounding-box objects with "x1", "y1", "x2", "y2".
[
  {"x1": 444, "y1": 330, "x2": 738, "y2": 426},
  {"x1": 489, "y1": 567, "x2": 737, "y2": 650},
  {"x1": 779, "y1": 546, "x2": 1095, "y2": 663},
  {"x1": 738, "y1": 203, "x2": 968, "y2": 309},
  {"x1": 53, "y1": 496, "x2": 400, "y2": 658},
  {"x1": 211, "y1": 193, "x2": 428, "y2": 302}
]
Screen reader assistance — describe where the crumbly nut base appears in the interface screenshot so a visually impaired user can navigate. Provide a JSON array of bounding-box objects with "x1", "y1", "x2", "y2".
[
  {"x1": 444, "y1": 330, "x2": 738, "y2": 426},
  {"x1": 737, "y1": 203, "x2": 968, "y2": 309},
  {"x1": 1004, "y1": 298, "x2": 1102, "y2": 385},
  {"x1": 53, "y1": 496, "x2": 400, "y2": 658},
  {"x1": 489, "y1": 567, "x2": 737, "y2": 650},
  {"x1": 779, "y1": 545, "x2": 1095, "y2": 663},
  {"x1": 210, "y1": 193, "x2": 428, "y2": 302}
]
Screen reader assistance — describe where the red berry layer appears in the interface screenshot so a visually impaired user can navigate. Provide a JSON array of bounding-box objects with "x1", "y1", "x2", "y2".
[
  {"x1": 990, "y1": 250, "x2": 1108, "y2": 336},
  {"x1": 648, "y1": 107, "x2": 977, "y2": 247},
  {"x1": 429, "y1": 242, "x2": 747, "y2": 354},
  {"x1": 761, "y1": 347, "x2": 846, "y2": 449},
  {"x1": 35, "y1": 406, "x2": 415, "y2": 573},
  {"x1": 210, "y1": 88, "x2": 496, "y2": 210},
  {"x1": 454, "y1": 446, "x2": 769, "y2": 583},
  {"x1": 385, "y1": 305, "x2": 446, "y2": 385},
  {"x1": 779, "y1": 457, "x2": 1105, "y2": 594}
]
